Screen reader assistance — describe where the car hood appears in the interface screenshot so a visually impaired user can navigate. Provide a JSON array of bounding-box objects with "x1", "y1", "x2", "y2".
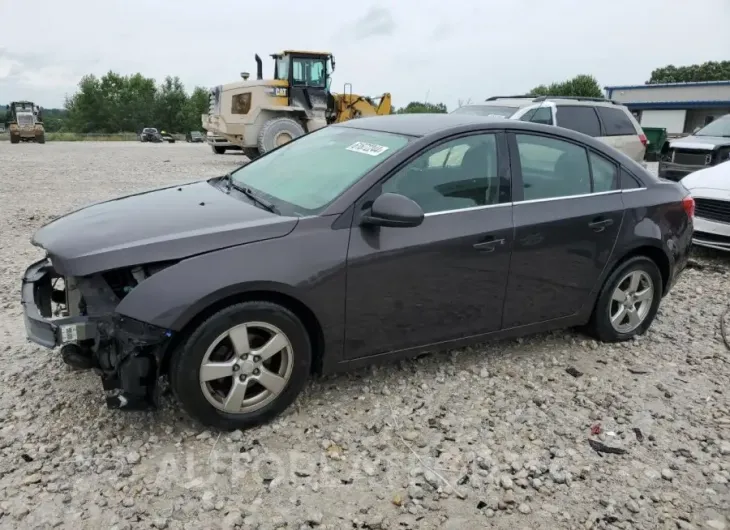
[
  {"x1": 32, "y1": 179, "x2": 298, "y2": 276},
  {"x1": 669, "y1": 135, "x2": 730, "y2": 150},
  {"x1": 681, "y1": 160, "x2": 730, "y2": 193}
]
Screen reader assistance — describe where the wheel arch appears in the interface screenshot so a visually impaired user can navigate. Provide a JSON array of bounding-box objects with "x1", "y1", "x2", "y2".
[
  {"x1": 612, "y1": 244, "x2": 671, "y2": 296},
  {"x1": 160, "y1": 286, "x2": 325, "y2": 376}
]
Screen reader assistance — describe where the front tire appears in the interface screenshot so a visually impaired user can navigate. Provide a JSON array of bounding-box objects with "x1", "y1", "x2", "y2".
[
  {"x1": 243, "y1": 147, "x2": 260, "y2": 161},
  {"x1": 10, "y1": 133, "x2": 20, "y2": 144},
  {"x1": 587, "y1": 256, "x2": 663, "y2": 342},
  {"x1": 36, "y1": 133, "x2": 45, "y2": 144},
  {"x1": 169, "y1": 302, "x2": 312, "y2": 430},
  {"x1": 212, "y1": 146, "x2": 226, "y2": 154}
]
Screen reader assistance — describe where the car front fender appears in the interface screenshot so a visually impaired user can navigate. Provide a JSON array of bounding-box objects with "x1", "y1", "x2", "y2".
[{"x1": 114, "y1": 217, "x2": 350, "y2": 347}]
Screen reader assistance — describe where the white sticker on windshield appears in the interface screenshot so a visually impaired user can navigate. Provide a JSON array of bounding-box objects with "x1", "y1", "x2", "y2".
[{"x1": 346, "y1": 141, "x2": 390, "y2": 156}]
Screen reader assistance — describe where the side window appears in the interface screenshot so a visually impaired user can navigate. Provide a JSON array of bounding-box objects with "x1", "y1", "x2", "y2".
[
  {"x1": 555, "y1": 106, "x2": 601, "y2": 137},
  {"x1": 515, "y1": 134, "x2": 591, "y2": 200},
  {"x1": 519, "y1": 108, "x2": 536, "y2": 122},
  {"x1": 596, "y1": 107, "x2": 638, "y2": 136},
  {"x1": 620, "y1": 168, "x2": 642, "y2": 189},
  {"x1": 382, "y1": 134, "x2": 503, "y2": 214},
  {"x1": 589, "y1": 152, "x2": 618, "y2": 192},
  {"x1": 519, "y1": 107, "x2": 553, "y2": 125},
  {"x1": 292, "y1": 60, "x2": 304, "y2": 84},
  {"x1": 531, "y1": 107, "x2": 553, "y2": 125},
  {"x1": 309, "y1": 61, "x2": 326, "y2": 87}
]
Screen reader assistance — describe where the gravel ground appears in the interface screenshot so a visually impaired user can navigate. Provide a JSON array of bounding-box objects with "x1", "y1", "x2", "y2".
[{"x1": 0, "y1": 143, "x2": 729, "y2": 530}]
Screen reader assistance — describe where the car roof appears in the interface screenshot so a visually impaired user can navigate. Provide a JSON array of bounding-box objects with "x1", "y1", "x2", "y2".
[
  {"x1": 486, "y1": 96, "x2": 627, "y2": 109},
  {"x1": 333, "y1": 113, "x2": 650, "y2": 177},
  {"x1": 334, "y1": 113, "x2": 510, "y2": 137}
]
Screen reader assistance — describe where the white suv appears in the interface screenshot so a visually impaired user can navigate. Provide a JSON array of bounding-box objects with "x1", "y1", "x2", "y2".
[{"x1": 452, "y1": 96, "x2": 647, "y2": 163}]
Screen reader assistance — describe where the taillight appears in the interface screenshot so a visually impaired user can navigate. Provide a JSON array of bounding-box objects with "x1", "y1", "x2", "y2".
[
  {"x1": 682, "y1": 195, "x2": 695, "y2": 219},
  {"x1": 639, "y1": 134, "x2": 648, "y2": 147}
]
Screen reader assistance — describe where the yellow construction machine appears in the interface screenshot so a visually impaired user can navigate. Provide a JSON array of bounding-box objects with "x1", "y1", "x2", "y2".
[{"x1": 202, "y1": 50, "x2": 392, "y2": 158}]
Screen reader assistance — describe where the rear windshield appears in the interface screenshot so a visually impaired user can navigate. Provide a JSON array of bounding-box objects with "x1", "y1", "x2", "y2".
[
  {"x1": 694, "y1": 115, "x2": 730, "y2": 137},
  {"x1": 451, "y1": 105, "x2": 518, "y2": 118},
  {"x1": 230, "y1": 126, "x2": 411, "y2": 215}
]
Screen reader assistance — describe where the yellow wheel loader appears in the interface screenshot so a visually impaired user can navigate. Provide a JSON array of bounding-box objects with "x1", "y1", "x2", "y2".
[{"x1": 201, "y1": 50, "x2": 391, "y2": 158}]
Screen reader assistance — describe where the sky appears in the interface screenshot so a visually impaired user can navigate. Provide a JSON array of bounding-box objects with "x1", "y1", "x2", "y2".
[{"x1": 1, "y1": 0, "x2": 729, "y2": 111}]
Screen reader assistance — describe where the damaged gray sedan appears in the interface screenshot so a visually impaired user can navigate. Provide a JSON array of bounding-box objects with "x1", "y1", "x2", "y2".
[{"x1": 21, "y1": 114, "x2": 693, "y2": 430}]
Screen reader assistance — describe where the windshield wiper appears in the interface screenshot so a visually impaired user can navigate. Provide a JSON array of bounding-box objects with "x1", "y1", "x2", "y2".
[{"x1": 229, "y1": 180, "x2": 279, "y2": 214}]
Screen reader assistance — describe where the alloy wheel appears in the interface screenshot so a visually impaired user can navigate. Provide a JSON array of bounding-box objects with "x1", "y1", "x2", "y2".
[
  {"x1": 199, "y1": 321, "x2": 293, "y2": 414},
  {"x1": 609, "y1": 270, "x2": 654, "y2": 334}
]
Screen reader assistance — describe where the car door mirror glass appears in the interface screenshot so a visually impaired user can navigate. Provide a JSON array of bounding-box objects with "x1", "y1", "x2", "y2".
[{"x1": 361, "y1": 193, "x2": 424, "y2": 228}]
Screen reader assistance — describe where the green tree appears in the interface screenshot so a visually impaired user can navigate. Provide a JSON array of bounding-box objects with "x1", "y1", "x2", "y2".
[
  {"x1": 528, "y1": 74, "x2": 603, "y2": 98},
  {"x1": 647, "y1": 61, "x2": 730, "y2": 84},
  {"x1": 184, "y1": 86, "x2": 210, "y2": 132},
  {"x1": 64, "y1": 71, "x2": 203, "y2": 133},
  {"x1": 155, "y1": 76, "x2": 188, "y2": 133},
  {"x1": 395, "y1": 101, "x2": 448, "y2": 114},
  {"x1": 65, "y1": 74, "x2": 105, "y2": 132},
  {"x1": 39, "y1": 108, "x2": 69, "y2": 132}
]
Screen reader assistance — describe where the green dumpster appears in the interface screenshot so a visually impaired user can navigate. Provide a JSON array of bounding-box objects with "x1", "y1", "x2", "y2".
[{"x1": 642, "y1": 127, "x2": 667, "y2": 161}]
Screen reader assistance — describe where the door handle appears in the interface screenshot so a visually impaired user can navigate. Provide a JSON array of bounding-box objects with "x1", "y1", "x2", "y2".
[
  {"x1": 588, "y1": 218, "x2": 614, "y2": 232},
  {"x1": 473, "y1": 237, "x2": 505, "y2": 251}
]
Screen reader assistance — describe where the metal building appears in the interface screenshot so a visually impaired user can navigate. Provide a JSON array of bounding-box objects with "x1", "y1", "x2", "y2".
[{"x1": 604, "y1": 81, "x2": 730, "y2": 135}]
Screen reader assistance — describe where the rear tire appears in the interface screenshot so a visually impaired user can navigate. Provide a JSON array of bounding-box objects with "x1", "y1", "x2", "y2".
[
  {"x1": 587, "y1": 256, "x2": 663, "y2": 342},
  {"x1": 257, "y1": 117, "x2": 305, "y2": 155},
  {"x1": 169, "y1": 301, "x2": 312, "y2": 430},
  {"x1": 243, "y1": 147, "x2": 260, "y2": 161},
  {"x1": 212, "y1": 146, "x2": 226, "y2": 154}
]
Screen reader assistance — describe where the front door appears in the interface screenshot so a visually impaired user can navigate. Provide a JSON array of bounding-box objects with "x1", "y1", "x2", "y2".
[
  {"x1": 344, "y1": 132, "x2": 514, "y2": 360},
  {"x1": 289, "y1": 55, "x2": 328, "y2": 117},
  {"x1": 501, "y1": 132, "x2": 624, "y2": 328}
]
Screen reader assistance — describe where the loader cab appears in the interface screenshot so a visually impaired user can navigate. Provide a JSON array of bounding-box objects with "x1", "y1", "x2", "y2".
[{"x1": 272, "y1": 51, "x2": 334, "y2": 114}]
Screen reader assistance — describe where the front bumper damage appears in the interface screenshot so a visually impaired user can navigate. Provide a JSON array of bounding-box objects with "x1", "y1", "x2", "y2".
[{"x1": 21, "y1": 258, "x2": 172, "y2": 410}]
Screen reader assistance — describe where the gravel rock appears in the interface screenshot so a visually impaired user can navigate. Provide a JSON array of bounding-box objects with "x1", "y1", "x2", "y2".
[{"x1": 0, "y1": 152, "x2": 727, "y2": 528}]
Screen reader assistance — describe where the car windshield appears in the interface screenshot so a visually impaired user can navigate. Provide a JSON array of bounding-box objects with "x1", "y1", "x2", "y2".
[
  {"x1": 451, "y1": 105, "x2": 518, "y2": 118},
  {"x1": 694, "y1": 115, "x2": 730, "y2": 137},
  {"x1": 229, "y1": 126, "x2": 411, "y2": 215}
]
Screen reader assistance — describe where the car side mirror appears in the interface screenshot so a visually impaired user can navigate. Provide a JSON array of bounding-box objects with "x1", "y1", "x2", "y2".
[{"x1": 361, "y1": 193, "x2": 424, "y2": 228}]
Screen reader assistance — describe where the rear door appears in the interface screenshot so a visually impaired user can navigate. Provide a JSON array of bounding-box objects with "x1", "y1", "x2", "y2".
[
  {"x1": 595, "y1": 106, "x2": 646, "y2": 163},
  {"x1": 501, "y1": 131, "x2": 624, "y2": 328}
]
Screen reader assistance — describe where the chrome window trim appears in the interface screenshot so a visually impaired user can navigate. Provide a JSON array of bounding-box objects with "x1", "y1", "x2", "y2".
[
  {"x1": 424, "y1": 202, "x2": 511, "y2": 217},
  {"x1": 422, "y1": 188, "x2": 648, "y2": 217},
  {"x1": 518, "y1": 189, "x2": 620, "y2": 205}
]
